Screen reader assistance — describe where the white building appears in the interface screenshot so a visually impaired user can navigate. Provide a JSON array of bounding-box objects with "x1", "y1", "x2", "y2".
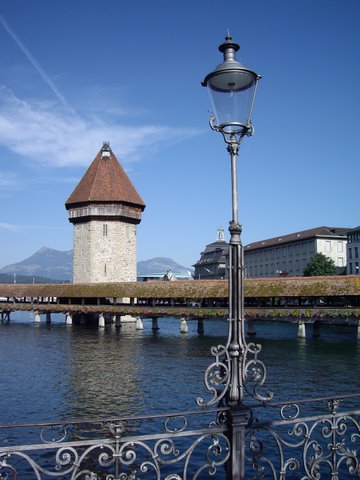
[
  {"x1": 244, "y1": 226, "x2": 349, "y2": 278},
  {"x1": 347, "y1": 226, "x2": 360, "y2": 275},
  {"x1": 65, "y1": 143, "x2": 145, "y2": 283}
]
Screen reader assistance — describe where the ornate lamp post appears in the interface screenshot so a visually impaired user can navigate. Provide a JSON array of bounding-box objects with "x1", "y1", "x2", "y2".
[{"x1": 201, "y1": 34, "x2": 270, "y2": 479}]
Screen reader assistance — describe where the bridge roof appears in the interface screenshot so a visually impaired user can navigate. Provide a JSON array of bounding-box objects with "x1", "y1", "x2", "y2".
[
  {"x1": 65, "y1": 144, "x2": 145, "y2": 209},
  {"x1": 1, "y1": 276, "x2": 360, "y2": 299}
]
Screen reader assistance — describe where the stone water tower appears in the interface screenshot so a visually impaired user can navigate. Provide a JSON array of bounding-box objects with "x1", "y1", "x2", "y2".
[{"x1": 65, "y1": 143, "x2": 145, "y2": 283}]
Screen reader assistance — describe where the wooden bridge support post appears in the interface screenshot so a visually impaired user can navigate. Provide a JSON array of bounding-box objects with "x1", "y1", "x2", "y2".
[
  {"x1": 312, "y1": 321, "x2": 320, "y2": 338},
  {"x1": 45, "y1": 313, "x2": 51, "y2": 324},
  {"x1": 34, "y1": 311, "x2": 41, "y2": 323},
  {"x1": 247, "y1": 319, "x2": 256, "y2": 336},
  {"x1": 197, "y1": 318, "x2": 204, "y2": 334},
  {"x1": 297, "y1": 320, "x2": 306, "y2": 338},
  {"x1": 357, "y1": 320, "x2": 360, "y2": 340},
  {"x1": 152, "y1": 317, "x2": 159, "y2": 331},
  {"x1": 98, "y1": 313, "x2": 105, "y2": 328},
  {"x1": 136, "y1": 317, "x2": 144, "y2": 330},
  {"x1": 66, "y1": 313, "x2": 73, "y2": 325},
  {"x1": 1, "y1": 312, "x2": 10, "y2": 323},
  {"x1": 115, "y1": 315, "x2": 121, "y2": 327},
  {"x1": 180, "y1": 317, "x2": 188, "y2": 334}
]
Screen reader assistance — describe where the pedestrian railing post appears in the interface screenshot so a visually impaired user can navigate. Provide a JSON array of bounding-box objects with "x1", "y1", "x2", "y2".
[{"x1": 227, "y1": 405, "x2": 250, "y2": 480}]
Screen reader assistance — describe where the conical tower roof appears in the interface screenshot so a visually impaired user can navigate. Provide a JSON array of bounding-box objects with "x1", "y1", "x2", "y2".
[{"x1": 65, "y1": 143, "x2": 145, "y2": 210}]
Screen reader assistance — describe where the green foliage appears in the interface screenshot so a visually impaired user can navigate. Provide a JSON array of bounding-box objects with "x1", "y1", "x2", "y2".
[{"x1": 303, "y1": 253, "x2": 337, "y2": 277}]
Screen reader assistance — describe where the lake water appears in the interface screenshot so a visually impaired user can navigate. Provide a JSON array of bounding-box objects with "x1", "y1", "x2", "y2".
[
  {"x1": 1, "y1": 314, "x2": 360, "y2": 479},
  {"x1": 1, "y1": 313, "x2": 360, "y2": 425}
]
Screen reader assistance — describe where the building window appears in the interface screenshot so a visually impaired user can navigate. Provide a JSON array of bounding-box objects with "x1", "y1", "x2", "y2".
[
  {"x1": 325, "y1": 241, "x2": 331, "y2": 252},
  {"x1": 355, "y1": 247, "x2": 359, "y2": 259},
  {"x1": 338, "y1": 257, "x2": 344, "y2": 267},
  {"x1": 349, "y1": 248, "x2": 352, "y2": 260},
  {"x1": 337, "y1": 242, "x2": 343, "y2": 253},
  {"x1": 103, "y1": 224, "x2": 108, "y2": 236},
  {"x1": 349, "y1": 263, "x2": 353, "y2": 274}
]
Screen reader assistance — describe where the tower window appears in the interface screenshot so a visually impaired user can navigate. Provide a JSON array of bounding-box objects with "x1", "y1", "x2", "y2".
[{"x1": 103, "y1": 224, "x2": 108, "y2": 236}]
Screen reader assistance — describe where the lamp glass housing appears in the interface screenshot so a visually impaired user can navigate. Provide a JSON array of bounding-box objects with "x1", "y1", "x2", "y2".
[{"x1": 206, "y1": 69, "x2": 258, "y2": 133}]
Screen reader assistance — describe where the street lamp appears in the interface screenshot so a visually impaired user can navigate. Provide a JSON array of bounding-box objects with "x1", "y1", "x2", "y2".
[{"x1": 201, "y1": 34, "x2": 271, "y2": 479}]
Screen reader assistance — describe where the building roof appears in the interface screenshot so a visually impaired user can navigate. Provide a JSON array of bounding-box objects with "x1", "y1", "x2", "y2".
[
  {"x1": 65, "y1": 143, "x2": 145, "y2": 210},
  {"x1": 193, "y1": 241, "x2": 228, "y2": 266},
  {"x1": 193, "y1": 227, "x2": 229, "y2": 268},
  {"x1": 244, "y1": 226, "x2": 350, "y2": 252}
]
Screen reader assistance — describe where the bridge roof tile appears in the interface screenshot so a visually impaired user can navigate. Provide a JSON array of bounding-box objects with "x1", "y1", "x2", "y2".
[{"x1": 1, "y1": 276, "x2": 360, "y2": 299}]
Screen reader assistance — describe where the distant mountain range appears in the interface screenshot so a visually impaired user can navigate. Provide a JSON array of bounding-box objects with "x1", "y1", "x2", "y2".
[
  {"x1": 137, "y1": 257, "x2": 192, "y2": 276},
  {"x1": 0, "y1": 247, "x2": 73, "y2": 282},
  {"x1": 0, "y1": 247, "x2": 193, "y2": 283}
]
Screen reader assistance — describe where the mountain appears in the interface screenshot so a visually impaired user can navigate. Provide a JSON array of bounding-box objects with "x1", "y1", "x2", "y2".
[
  {"x1": 0, "y1": 250, "x2": 193, "y2": 282},
  {"x1": 0, "y1": 247, "x2": 73, "y2": 281},
  {"x1": 137, "y1": 257, "x2": 192, "y2": 276}
]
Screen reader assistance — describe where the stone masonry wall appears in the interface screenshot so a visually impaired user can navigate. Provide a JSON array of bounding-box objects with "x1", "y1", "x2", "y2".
[{"x1": 73, "y1": 220, "x2": 137, "y2": 283}]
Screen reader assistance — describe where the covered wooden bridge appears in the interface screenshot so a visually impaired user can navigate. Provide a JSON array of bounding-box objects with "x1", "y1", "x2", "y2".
[{"x1": 0, "y1": 276, "x2": 360, "y2": 333}]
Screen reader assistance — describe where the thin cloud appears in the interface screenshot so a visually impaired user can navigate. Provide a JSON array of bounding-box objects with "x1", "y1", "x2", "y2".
[
  {"x1": 0, "y1": 86, "x2": 200, "y2": 168},
  {"x1": 0, "y1": 222, "x2": 68, "y2": 233},
  {"x1": 0, "y1": 14, "x2": 76, "y2": 116},
  {"x1": 0, "y1": 171, "x2": 19, "y2": 188},
  {"x1": 0, "y1": 222, "x2": 21, "y2": 232},
  {"x1": 0, "y1": 14, "x2": 201, "y2": 169}
]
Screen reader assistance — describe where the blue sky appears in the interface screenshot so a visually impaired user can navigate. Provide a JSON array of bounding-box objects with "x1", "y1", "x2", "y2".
[{"x1": 0, "y1": 0, "x2": 359, "y2": 270}]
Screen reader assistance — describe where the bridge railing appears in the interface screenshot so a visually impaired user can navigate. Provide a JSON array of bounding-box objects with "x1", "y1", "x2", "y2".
[
  {"x1": 0, "y1": 407, "x2": 230, "y2": 479},
  {"x1": 245, "y1": 392, "x2": 360, "y2": 478},
  {"x1": 1, "y1": 393, "x2": 360, "y2": 479}
]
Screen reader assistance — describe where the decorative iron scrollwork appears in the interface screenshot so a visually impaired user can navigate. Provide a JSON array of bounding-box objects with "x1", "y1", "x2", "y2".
[
  {"x1": 196, "y1": 344, "x2": 230, "y2": 407},
  {"x1": 0, "y1": 411, "x2": 230, "y2": 479},
  {"x1": 246, "y1": 396, "x2": 360, "y2": 478}
]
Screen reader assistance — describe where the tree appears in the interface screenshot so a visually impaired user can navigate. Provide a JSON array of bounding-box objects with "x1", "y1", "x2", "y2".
[{"x1": 303, "y1": 253, "x2": 337, "y2": 276}]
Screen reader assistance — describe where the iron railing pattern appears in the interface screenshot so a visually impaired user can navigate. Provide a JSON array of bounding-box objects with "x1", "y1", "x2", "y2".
[
  {"x1": 246, "y1": 393, "x2": 360, "y2": 479},
  {"x1": 0, "y1": 408, "x2": 230, "y2": 480},
  {"x1": 1, "y1": 394, "x2": 360, "y2": 479}
]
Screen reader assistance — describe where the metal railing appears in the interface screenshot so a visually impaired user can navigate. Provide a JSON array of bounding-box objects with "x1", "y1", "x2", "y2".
[
  {"x1": 1, "y1": 394, "x2": 360, "y2": 479},
  {"x1": 245, "y1": 393, "x2": 360, "y2": 479},
  {"x1": 0, "y1": 408, "x2": 230, "y2": 479}
]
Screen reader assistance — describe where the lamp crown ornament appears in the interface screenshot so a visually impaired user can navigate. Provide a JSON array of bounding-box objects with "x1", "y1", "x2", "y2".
[{"x1": 218, "y1": 31, "x2": 240, "y2": 61}]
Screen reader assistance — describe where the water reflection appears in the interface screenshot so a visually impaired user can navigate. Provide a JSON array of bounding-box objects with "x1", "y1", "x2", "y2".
[
  {"x1": 0, "y1": 317, "x2": 359, "y2": 425},
  {"x1": 64, "y1": 325, "x2": 143, "y2": 418}
]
